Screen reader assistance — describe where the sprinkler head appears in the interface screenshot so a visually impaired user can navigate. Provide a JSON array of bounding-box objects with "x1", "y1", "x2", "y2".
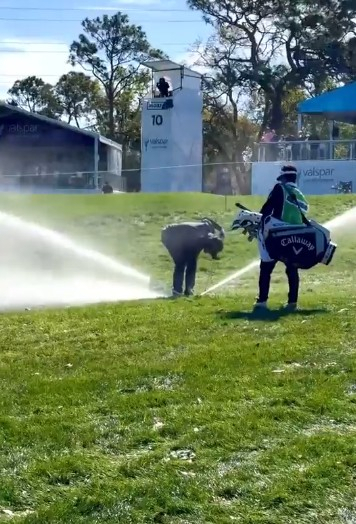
[{"x1": 149, "y1": 277, "x2": 169, "y2": 296}]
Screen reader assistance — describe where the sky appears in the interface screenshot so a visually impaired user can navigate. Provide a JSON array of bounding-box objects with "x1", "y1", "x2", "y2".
[{"x1": 0, "y1": 0, "x2": 212, "y2": 99}]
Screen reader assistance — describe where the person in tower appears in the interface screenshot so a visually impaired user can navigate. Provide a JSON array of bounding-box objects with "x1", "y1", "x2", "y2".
[
  {"x1": 161, "y1": 218, "x2": 224, "y2": 297},
  {"x1": 254, "y1": 164, "x2": 309, "y2": 311},
  {"x1": 156, "y1": 77, "x2": 170, "y2": 97}
]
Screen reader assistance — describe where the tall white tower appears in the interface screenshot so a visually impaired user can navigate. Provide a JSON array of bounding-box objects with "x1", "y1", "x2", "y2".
[{"x1": 140, "y1": 60, "x2": 203, "y2": 192}]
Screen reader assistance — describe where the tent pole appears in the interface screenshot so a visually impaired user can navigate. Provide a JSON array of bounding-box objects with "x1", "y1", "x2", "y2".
[
  {"x1": 297, "y1": 113, "x2": 302, "y2": 133},
  {"x1": 328, "y1": 120, "x2": 333, "y2": 160}
]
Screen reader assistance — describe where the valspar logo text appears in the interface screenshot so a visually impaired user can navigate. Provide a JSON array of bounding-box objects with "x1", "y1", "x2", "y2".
[
  {"x1": 0, "y1": 123, "x2": 38, "y2": 136},
  {"x1": 299, "y1": 166, "x2": 335, "y2": 179},
  {"x1": 144, "y1": 138, "x2": 168, "y2": 151}
]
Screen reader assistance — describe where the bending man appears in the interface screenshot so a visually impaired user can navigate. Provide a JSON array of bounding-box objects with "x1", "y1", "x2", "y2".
[
  {"x1": 255, "y1": 164, "x2": 309, "y2": 311},
  {"x1": 161, "y1": 218, "x2": 224, "y2": 297}
]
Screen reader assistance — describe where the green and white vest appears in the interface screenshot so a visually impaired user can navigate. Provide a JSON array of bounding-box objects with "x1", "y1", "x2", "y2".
[{"x1": 281, "y1": 183, "x2": 309, "y2": 224}]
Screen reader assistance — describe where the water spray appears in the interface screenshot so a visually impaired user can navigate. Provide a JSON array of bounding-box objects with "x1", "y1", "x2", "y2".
[
  {"x1": 0, "y1": 211, "x2": 164, "y2": 310},
  {"x1": 0, "y1": 211, "x2": 149, "y2": 283},
  {"x1": 200, "y1": 260, "x2": 259, "y2": 296}
]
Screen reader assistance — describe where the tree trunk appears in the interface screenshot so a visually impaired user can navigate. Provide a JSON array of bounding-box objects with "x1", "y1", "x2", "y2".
[
  {"x1": 258, "y1": 95, "x2": 271, "y2": 139},
  {"x1": 269, "y1": 88, "x2": 284, "y2": 133},
  {"x1": 108, "y1": 92, "x2": 115, "y2": 139},
  {"x1": 231, "y1": 138, "x2": 247, "y2": 194}
]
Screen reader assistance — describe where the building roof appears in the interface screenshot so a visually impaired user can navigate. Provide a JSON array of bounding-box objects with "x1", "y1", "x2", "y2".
[
  {"x1": 297, "y1": 82, "x2": 356, "y2": 124},
  {"x1": 141, "y1": 59, "x2": 202, "y2": 79},
  {"x1": 0, "y1": 102, "x2": 122, "y2": 151}
]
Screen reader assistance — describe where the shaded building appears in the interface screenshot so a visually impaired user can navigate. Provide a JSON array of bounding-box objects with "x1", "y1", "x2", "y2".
[{"x1": 0, "y1": 102, "x2": 124, "y2": 193}]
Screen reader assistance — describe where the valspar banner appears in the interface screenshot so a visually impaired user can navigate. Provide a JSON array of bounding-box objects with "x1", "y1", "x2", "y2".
[
  {"x1": 251, "y1": 160, "x2": 356, "y2": 195},
  {"x1": 299, "y1": 165, "x2": 335, "y2": 180}
]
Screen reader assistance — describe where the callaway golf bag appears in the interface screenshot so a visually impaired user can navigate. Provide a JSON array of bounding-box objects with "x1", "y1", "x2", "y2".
[{"x1": 231, "y1": 203, "x2": 337, "y2": 270}]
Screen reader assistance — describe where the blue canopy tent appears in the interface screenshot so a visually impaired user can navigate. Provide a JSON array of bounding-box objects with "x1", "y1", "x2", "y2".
[{"x1": 297, "y1": 82, "x2": 356, "y2": 124}]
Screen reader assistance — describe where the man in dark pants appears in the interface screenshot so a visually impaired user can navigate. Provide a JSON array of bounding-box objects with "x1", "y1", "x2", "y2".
[
  {"x1": 255, "y1": 164, "x2": 309, "y2": 311},
  {"x1": 161, "y1": 218, "x2": 224, "y2": 297}
]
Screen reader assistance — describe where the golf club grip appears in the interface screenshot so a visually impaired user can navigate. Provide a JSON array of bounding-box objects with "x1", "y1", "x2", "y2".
[{"x1": 235, "y1": 202, "x2": 251, "y2": 211}]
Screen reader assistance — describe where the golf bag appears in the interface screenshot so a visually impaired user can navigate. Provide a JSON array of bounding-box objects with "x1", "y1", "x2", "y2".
[
  {"x1": 231, "y1": 203, "x2": 337, "y2": 270},
  {"x1": 199, "y1": 217, "x2": 225, "y2": 239}
]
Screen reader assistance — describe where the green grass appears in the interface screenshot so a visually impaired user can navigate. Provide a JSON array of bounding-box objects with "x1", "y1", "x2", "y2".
[{"x1": 0, "y1": 192, "x2": 356, "y2": 523}]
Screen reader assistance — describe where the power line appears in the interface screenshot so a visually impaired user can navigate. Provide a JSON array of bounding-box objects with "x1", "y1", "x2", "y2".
[
  {"x1": 0, "y1": 67, "x2": 200, "y2": 77},
  {"x1": 0, "y1": 49, "x2": 68, "y2": 53},
  {"x1": 0, "y1": 74, "x2": 64, "y2": 76},
  {"x1": 0, "y1": 45, "x2": 194, "y2": 53},
  {"x1": 0, "y1": 40, "x2": 194, "y2": 46},
  {"x1": 0, "y1": 42, "x2": 196, "y2": 54},
  {"x1": 0, "y1": 48, "x2": 192, "y2": 54},
  {"x1": 0, "y1": 5, "x2": 190, "y2": 12},
  {"x1": 0, "y1": 81, "x2": 57, "y2": 84},
  {"x1": 0, "y1": 17, "x2": 200, "y2": 23},
  {"x1": 0, "y1": 49, "x2": 192, "y2": 54}
]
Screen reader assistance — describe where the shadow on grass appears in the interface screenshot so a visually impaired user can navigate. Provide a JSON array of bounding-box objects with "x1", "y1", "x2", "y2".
[{"x1": 218, "y1": 307, "x2": 328, "y2": 322}]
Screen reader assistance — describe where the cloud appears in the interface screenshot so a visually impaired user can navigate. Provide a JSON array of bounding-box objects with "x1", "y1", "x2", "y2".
[{"x1": 0, "y1": 39, "x2": 82, "y2": 99}]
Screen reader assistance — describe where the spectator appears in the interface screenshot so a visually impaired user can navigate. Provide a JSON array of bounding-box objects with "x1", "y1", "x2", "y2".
[
  {"x1": 297, "y1": 130, "x2": 307, "y2": 159},
  {"x1": 216, "y1": 167, "x2": 232, "y2": 195},
  {"x1": 307, "y1": 132, "x2": 320, "y2": 160},
  {"x1": 102, "y1": 181, "x2": 113, "y2": 194},
  {"x1": 156, "y1": 77, "x2": 170, "y2": 97},
  {"x1": 284, "y1": 134, "x2": 297, "y2": 160},
  {"x1": 262, "y1": 128, "x2": 278, "y2": 161}
]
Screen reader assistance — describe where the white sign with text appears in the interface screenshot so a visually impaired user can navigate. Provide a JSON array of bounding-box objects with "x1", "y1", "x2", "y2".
[
  {"x1": 140, "y1": 89, "x2": 203, "y2": 192},
  {"x1": 251, "y1": 160, "x2": 356, "y2": 195}
]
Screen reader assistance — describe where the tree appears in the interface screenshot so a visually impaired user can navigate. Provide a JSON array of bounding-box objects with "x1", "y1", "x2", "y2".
[
  {"x1": 187, "y1": 0, "x2": 356, "y2": 133},
  {"x1": 245, "y1": 85, "x2": 307, "y2": 136},
  {"x1": 7, "y1": 73, "x2": 103, "y2": 126},
  {"x1": 54, "y1": 72, "x2": 102, "y2": 127},
  {"x1": 69, "y1": 12, "x2": 165, "y2": 139},
  {"x1": 203, "y1": 103, "x2": 258, "y2": 193},
  {"x1": 193, "y1": 36, "x2": 258, "y2": 192},
  {"x1": 95, "y1": 69, "x2": 147, "y2": 148},
  {"x1": 91, "y1": 73, "x2": 148, "y2": 191},
  {"x1": 8, "y1": 76, "x2": 60, "y2": 117}
]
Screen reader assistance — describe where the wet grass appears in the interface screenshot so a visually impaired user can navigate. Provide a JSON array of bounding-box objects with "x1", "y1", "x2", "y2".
[{"x1": 0, "y1": 192, "x2": 355, "y2": 522}]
